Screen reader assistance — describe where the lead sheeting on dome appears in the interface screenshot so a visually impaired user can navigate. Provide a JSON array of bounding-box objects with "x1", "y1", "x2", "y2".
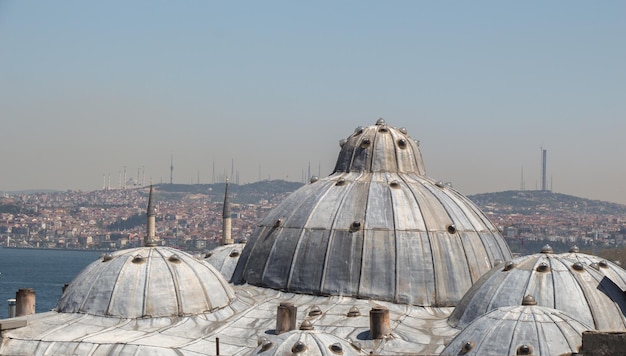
[
  {"x1": 56, "y1": 246, "x2": 236, "y2": 318},
  {"x1": 233, "y1": 119, "x2": 512, "y2": 307}
]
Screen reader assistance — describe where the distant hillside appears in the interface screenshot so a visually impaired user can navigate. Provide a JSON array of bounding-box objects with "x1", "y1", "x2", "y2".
[
  {"x1": 468, "y1": 190, "x2": 626, "y2": 216},
  {"x1": 153, "y1": 180, "x2": 304, "y2": 204},
  {"x1": 1, "y1": 189, "x2": 59, "y2": 195}
]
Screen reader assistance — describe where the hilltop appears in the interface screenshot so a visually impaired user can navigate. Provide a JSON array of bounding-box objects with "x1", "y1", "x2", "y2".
[
  {"x1": 468, "y1": 190, "x2": 626, "y2": 216},
  {"x1": 152, "y1": 180, "x2": 304, "y2": 205}
]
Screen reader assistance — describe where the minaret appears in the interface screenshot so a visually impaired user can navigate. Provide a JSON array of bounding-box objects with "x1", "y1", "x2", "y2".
[
  {"x1": 222, "y1": 178, "x2": 233, "y2": 245},
  {"x1": 145, "y1": 184, "x2": 157, "y2": 247}
]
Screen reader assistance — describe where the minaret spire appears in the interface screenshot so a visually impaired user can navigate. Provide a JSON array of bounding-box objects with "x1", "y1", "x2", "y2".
[
  {"x1": 222, "y1": 177, "x2": 233, "y2": 245},
  {"x1": 145, "y1": 183, "x2": 157, "y2": 247}
]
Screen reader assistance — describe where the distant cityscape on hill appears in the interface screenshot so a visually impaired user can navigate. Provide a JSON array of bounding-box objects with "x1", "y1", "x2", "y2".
[{"x1": 2, "y1": 182, "x2": 626, "y2": 260}]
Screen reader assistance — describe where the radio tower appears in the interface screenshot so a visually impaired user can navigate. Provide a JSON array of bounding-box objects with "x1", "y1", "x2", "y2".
[{"x1": 170, "y1": 155, "x2": 174, "y2": 185}]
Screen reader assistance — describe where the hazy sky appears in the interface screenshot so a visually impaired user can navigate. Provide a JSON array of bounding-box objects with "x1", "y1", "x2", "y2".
[{"x1": 1, "y1": 1, "x2": 625, "y2": 203}]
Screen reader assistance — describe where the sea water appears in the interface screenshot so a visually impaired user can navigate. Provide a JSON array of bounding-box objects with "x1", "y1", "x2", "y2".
[{"x1": 0, "y1": 248, "x2": 101, "y2": 319}]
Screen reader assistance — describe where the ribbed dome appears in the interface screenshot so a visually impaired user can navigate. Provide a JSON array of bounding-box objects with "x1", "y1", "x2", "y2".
[
  {"x1": 250, "y1": 330, "x2": 364, "y2": 356},
  {"x1": 562, "y1": 248, "x2": 626, "y2": 290},
  {"x1": 233, "y1": 120, "x2": 512, "y2": 307},
  {"x1": 441, "y1": 305, "x2": 589, "y2": 356},
  {"x1": 448, "y1": 250, "x2": 626, "y2": 330},
  {"x1": 57, "y1": 246, "x2": 236, "y2": 318},
  {"x1": 205, "y1": 242, "x2": 245, "y2": 281},
  {"x1": 333, "y1": 118, "x2": 426, "y2": 174}
]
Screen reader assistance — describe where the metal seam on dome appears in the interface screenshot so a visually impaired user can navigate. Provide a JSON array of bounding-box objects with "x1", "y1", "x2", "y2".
[
  {"x1": 156, "y1": 247, "x2": 184, "y2": 316},
  {"x1": 231, "y1": 225, "x2": 262, "y2": 284},
  {"x1": 356, "y1": 174, "x2": 373, "y2": 297},
  {"x1": 365, "y1": 128, "x2": 378, "y2": 172},
  {"x1": 470, "y1": 309, "x2": 506, "y2": 355},
  {"x1": 570, "y1": 262, "x2": 604, "y2": 329},
  {"x1": 396, "y1": 174, "x2": 436, "y2": 305},
  {"x1": 290, "y1": 176, "x2": 349, "y2": 293},
  {"x1": 346, "y1": 131, "x2": 360, "y2": 174},
  {"x1": 140, "y1": 248, "x2": 153, "y2": 317},
  {"x1": 528, "y1": 310, "x2": 542, "y2": 355},
  {"x1": 474, "y1": 257, "x2": 524, "y2": 325},
  {"x1": 386, "y1": 175, "x2": 400, "y2": 303},
  {"x1": 105, "y1": 250, "x2": 140, "y2": 316},
  {"x1": 465, "y1": 206, "x2": 508, "y2": 269},
  {"x1": 390, "y1": 129, "x2": 404, "y2": 175},
  {"x1": 319, "y1": 172, "x2": 367, "y2": 294},
  {"x1": 310, "y1": 333, "x2": 327, "y2": 355},
  {"x1": 260, "y1": 182, "x2": 328, "y2": 289},
  {"x1": 543, "y1": 307, "x2": 575, "y2": 353},
  {"x1": 420, "y1": 176, "x2": 476, "y2": 302},
  {"x1": 519, "y1": 257, "x2": 540, "y2": 310},
  {"x1": 78, "y1": 251, "x2": 118, "y2": 314},
  {"x1": 183, "y1": 250, "x2": 221, "y2": 311}
]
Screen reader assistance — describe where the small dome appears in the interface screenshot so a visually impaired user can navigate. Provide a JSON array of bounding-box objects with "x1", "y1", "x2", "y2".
[
  {"x1": 205, "y1": 243, "x2": 245, "y2": 281},
  {"x1": 448, "y1": 253, "x2": 626, "y2": 330},
  {"x1": 233, "y1": 121, "x2": 512, "y2": 307},
  {"x1": 57, "y1": 246, "x2": 236, "y2": 318},
  {"x1": 333, "y1": 122, "x2": 426, "y2": 174},
  {"x1": 441, "y1": 305, "x2": 589, "y2": 356},
  {"x1": 249, "y1": 330, "x2": 363, "y2": 356}
]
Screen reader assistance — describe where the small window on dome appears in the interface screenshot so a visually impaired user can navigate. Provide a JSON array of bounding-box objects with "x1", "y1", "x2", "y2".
[{"x1": 132, "y1": 254, "x2": 145, "y2": 264}]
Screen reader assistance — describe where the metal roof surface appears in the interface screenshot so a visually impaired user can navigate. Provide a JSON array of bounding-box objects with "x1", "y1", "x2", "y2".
[
  {"x1": 205, "y1": 242, "x2": 246, "y2": 281},
  {"x1": 1, "y1": 285, "x2": 458, "y2": 355},
  {"x1": 233, "y1": 120, "x2": 512, "y2": 307},
  {"x1": 561, "y1": 248, "x2": 626, "y2": 290},
  {"x1": 248, "y1": 330, "x2": 366, "y2": 356},
  {"x1": 448, "y1": 250, "x2": 626, "y2": 330},
  {"x1": 56, "y1": 246, "x2": 237, "y2": 318},
  {"x1": 441, "y1": 305, "x2": 589, "y2": 356}
]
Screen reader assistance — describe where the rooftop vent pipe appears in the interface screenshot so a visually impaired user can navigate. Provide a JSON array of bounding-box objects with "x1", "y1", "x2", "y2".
[
  {"x1": 276, "y1": 302, "x2": 297, "y2": 334},
  {"x1": 369, "y1": 305, "x2": 391, "y2": 339},
  {"x1": 16, "y1": 288, "x2": 36, "y2": 317}
]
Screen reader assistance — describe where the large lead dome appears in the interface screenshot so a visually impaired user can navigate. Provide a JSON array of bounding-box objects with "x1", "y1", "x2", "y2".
[{"x1": 232, "y1": 120, "x2": 512, "y2": 306}]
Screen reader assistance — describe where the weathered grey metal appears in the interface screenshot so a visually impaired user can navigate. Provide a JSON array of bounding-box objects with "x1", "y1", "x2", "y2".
[
  {"x1": 232, "y1": 120, "x2": 512, "y2": 306},
  {"x1": 448, "y1": 251, "x2": 626, "y2": 330},
  {"x1": 561, "y1": 250, "x2": 626, "y2": 290},
  {"x1": 0, "y1": 286, "x2": 459, "y2": 355},
  {"x1": 441, "y1": 305, "x2": 589, "y2": 356},
  {"x1": 247, "y1": 330, "x2": 366, "y2": 355},
  {"x1": 204, "y1": 242, "x2": 245, "y2": 281},
  {"x1": 56, "y1": 246, "x2": 237, "y2": 318}
]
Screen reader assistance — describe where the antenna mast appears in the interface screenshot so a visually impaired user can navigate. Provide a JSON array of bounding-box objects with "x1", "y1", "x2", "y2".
[{"x1": 170, "y1": 155, "x2": 174, "y2": 184}]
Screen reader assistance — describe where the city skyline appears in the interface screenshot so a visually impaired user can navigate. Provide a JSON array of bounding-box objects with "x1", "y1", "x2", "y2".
[{"x1": 1, "y1": 1, "x2": 625, "y2": 203}]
